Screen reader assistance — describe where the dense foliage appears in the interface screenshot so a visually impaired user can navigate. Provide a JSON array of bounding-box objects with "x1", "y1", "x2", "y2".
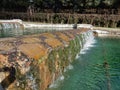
[{"x1": 0, "y1": 0, "x2": 119, "y2": 12}]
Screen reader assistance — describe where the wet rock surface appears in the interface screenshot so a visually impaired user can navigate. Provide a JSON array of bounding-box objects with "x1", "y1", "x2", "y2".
[{"x1": 0, "y1": 28, "x2": 89, "y2": 90}]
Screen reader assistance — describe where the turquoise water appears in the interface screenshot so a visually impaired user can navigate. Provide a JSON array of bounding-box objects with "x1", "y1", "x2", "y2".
[{"x1": 48, "y1": 37, "x2": 120, "y2": 90}]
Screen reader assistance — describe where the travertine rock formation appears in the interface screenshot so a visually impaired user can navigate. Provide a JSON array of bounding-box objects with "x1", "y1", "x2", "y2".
[{"x1": 0, "y1": 28, "x2": 89, "y2": 90}]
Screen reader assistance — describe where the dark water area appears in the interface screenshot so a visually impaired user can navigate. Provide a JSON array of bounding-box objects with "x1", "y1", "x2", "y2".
[{"x1": 48, "y1": 37, "x2": 120, "y2": 90}]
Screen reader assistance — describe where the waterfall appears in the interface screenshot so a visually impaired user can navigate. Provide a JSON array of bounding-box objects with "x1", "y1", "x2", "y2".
[
  {"x1": 75, "y1": 30, "x2": 95, "y2": 59},
  {"x1": 48, "y1": 30, "x2": 95, "y2": 89},
  {"x1": 0, "y1": 20, "x2": 24, "y2": 37},
  {"x1": 79, "y1": 30, "x2": 96, "y2": 55}
]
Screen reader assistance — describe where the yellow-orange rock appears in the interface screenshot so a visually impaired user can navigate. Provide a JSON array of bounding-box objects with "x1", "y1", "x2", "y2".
[
  {"x1": 45, "y1": 38, "x2": 62, "y2": 48},
  {"x1": 0, "y1": 42, "x2": 14, "y2": 52},
  {"x1": 18, "y1": 43, "x2": 48, "y2": 60},
  {"x1": 55, "y1": 32, "x2": 70, "y2": 42},
  {"x1": 41, "y1": 33, "x2": 55, "y2": 38},
  {"x1": 22, "y1": 37, "x2": 41, "y2": 43}
]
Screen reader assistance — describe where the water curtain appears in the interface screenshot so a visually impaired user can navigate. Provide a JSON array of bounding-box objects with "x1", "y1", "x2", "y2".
[{"x1": 0, "y1": 20, "x2": 24, "y2": 37}]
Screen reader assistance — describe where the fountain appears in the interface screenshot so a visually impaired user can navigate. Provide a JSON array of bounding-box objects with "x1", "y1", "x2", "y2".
[
  {"x1": 0, "y1": 19, "x2": 24, "y2": 37},
  {"x1": 0, "y1": 23, "x2": 93, "y2": 90}
]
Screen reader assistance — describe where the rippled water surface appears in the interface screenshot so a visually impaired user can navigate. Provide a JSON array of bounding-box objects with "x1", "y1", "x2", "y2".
[
  {"x1": 48, "y1": 37, "x2": 120, "y2": 90},
  {"x1": 0, "y1": 28, "x2": 70, "y2": 38}
]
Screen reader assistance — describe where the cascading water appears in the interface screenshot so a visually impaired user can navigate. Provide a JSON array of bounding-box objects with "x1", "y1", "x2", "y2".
[
  {"x1": 0, "y1": 22, "x2": 23, "y2": 37},
  {"x1": 48, "y1": 30, "x2": 120, "y2": 90},
  {"x1": 75, "y1": 30, "x2": 95, "y2": 59},
  {"x1": 79, "y1": 30, "x2": 96, "y2": 55},
  {"x1": 48, "y1": 30, "x2": 96, "y2": 90}
]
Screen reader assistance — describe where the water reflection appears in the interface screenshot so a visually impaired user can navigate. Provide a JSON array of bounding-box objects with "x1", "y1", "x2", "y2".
[{"x1": 0, "y1": 27, "x2": 70, "y2": 38}]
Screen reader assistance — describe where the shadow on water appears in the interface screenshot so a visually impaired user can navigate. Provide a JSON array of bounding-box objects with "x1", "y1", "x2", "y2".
[
  {"x1": 0, "y1": 66, "x2": 16, "y2": 89},
  {"x1": 103, "y1": 61, "x2": 111, "y2": 90}
]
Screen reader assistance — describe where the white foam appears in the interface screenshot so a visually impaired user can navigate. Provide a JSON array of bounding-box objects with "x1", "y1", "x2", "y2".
[
  {"x1": 49, "y1": 64, "x2": 73, "y2": 88},
  {"x1": 49, "y1": 75, "x2": 65, "y2": 88},
  {"x1": 77, "y1": 24, "x2": 93, "y2": 29},
  {"x1": 49, "y1": 82, "x2": 57, "y2": 88},
  {"x1": 60, "y1": 75, "x2": 64, "y2": 80},
  {"x1": 64, "y1": 64, "x2": 74, "y2": 72},
  {"x1": 79, "y1": 31, "x2": 96, "y2": 55},
  {"x1": 92, "y1": 30, "x2": 109, "y2": 34}
]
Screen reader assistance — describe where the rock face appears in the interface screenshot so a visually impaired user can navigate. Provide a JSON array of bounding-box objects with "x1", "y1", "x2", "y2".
[{"x1": 0, "y1": 28, "x2": 89, "y2": 90}]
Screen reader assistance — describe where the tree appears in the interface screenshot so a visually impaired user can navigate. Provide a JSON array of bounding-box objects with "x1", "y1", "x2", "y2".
[
  {"x1": 0, "y1": 0, "x2": 7, "y2": 11},
  {"x1": 112, "y1": 0, "x2": 120, "y2": 8},
  {"x1": 97, "y1": 0, "x2": 108, "y2": 8},
  {"x1": 81, "y1": 0, "x2": 87, "y2": 8}
]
